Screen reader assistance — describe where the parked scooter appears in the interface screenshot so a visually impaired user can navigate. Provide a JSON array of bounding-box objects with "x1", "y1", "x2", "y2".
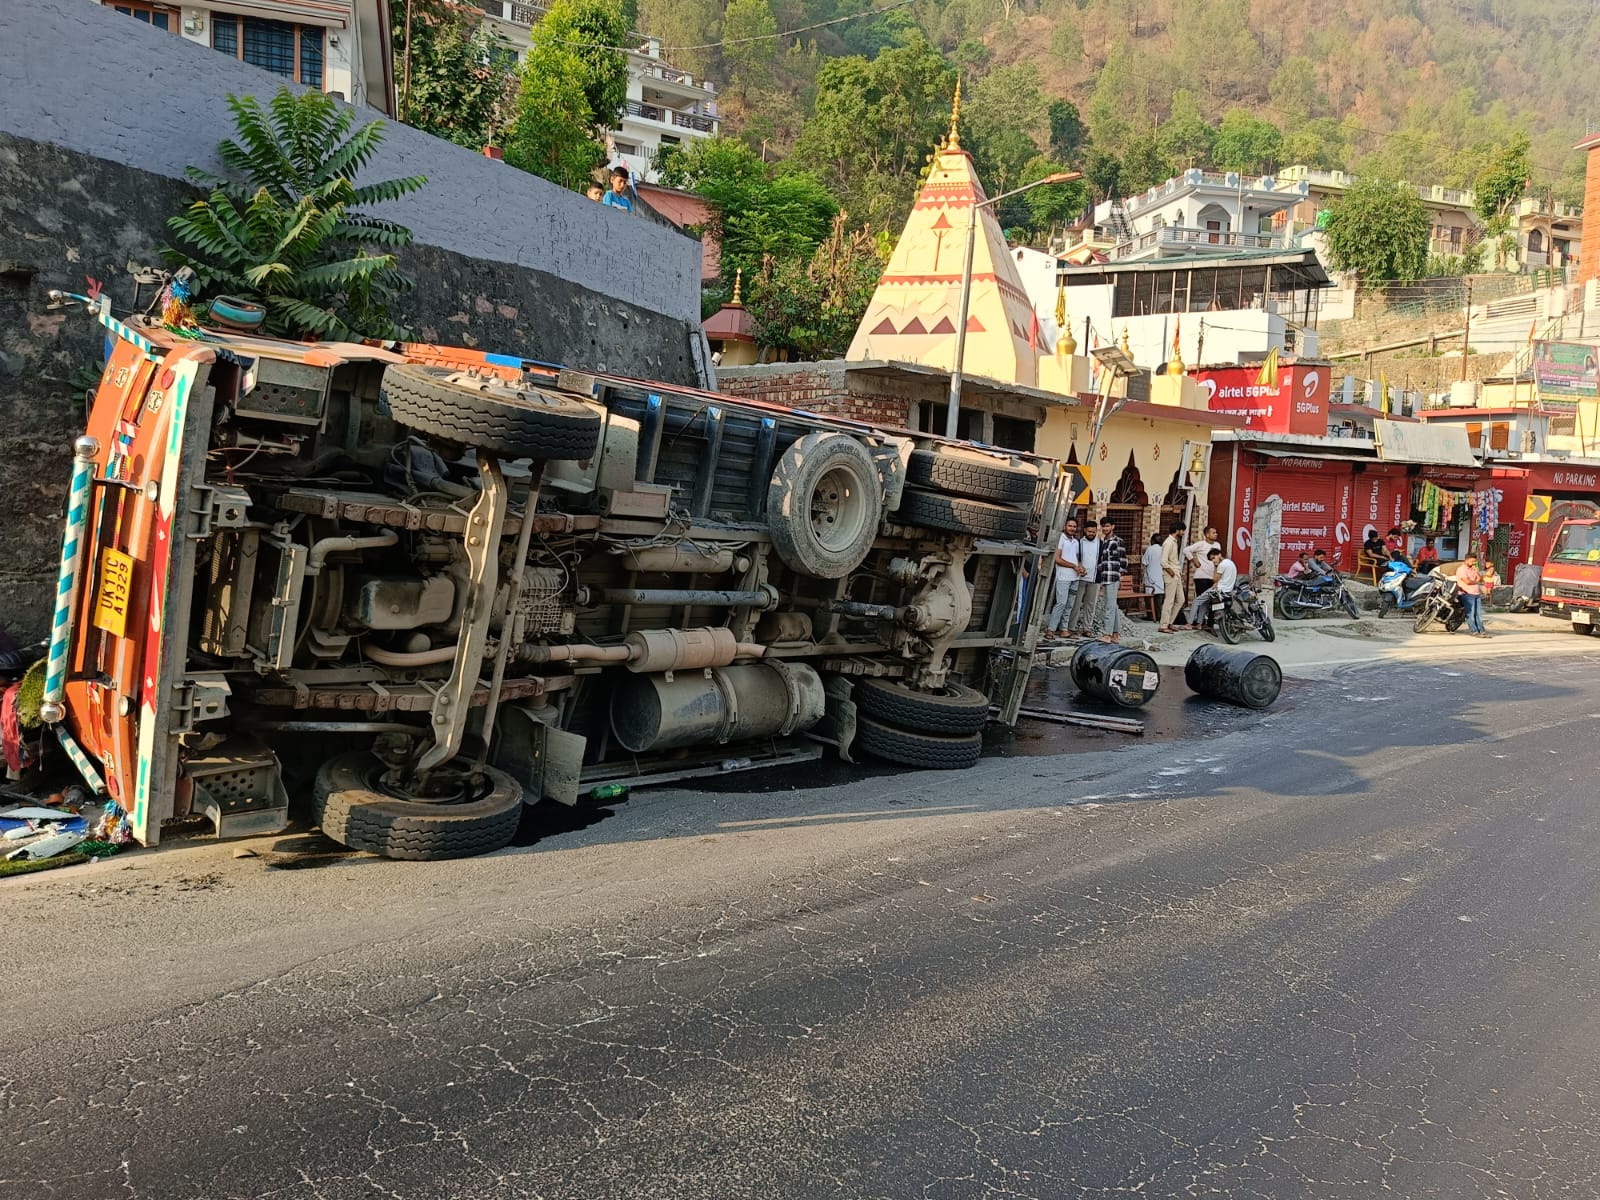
[
  {"x1": 1412, "y1": 569, "x2": 1467, "y2": 633},
  {"x1": 1275, "y1": 567, "x2": 1360, "y2": 621},
  {"x1": 1376, "y1": 558, "x2": 1438, "y2": 617},
  {"x1": 1212, "y1": 578, "x2": 1276, "y2": 644}
]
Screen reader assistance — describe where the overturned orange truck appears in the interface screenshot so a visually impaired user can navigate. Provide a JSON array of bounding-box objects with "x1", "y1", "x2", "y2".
[{"x1": 38, "y1": 294, "x2": 1068, "y2": 859}]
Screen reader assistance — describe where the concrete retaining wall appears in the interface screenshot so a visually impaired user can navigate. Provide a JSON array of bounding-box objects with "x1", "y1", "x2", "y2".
[{"x1": 0, "y1": 0, "x2": 710, "y2": 642}]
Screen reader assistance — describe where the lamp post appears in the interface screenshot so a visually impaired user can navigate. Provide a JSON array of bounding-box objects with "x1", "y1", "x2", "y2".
[{"x1": 944, "y1": 171, "x2": 1082, "y2": 439}]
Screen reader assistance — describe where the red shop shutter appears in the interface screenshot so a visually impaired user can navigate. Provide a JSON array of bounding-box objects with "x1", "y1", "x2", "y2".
[{"x1": 1259, "y1": 470, "x2": 1345, "y2": 572}]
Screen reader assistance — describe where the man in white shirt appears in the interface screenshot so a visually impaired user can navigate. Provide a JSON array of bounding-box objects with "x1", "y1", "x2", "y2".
[
  {"x1": 1141, "y1": 534, "x2": 1164, "y2": 595},
  {"x1": 1066, "y1": 524, "x2": 1101, "y2": 636},
  {"x1": 1186, "y1": 548, "x2": 1238, "y2": 628},
  {"x1": 1184, "y1": 525, "x2": 1221, "y2": 592},
  {"x1": 1046, "y1": 518, "x2": 1083, "y2": 637}
]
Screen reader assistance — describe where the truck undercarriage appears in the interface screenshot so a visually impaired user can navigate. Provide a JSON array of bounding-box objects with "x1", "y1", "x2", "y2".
[{"x1": 47, "y1": 301, "x2": 1067, "y2": 858}]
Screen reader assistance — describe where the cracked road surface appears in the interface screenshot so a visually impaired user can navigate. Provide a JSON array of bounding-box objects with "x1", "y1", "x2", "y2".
[{"x1": 5, "y1": 645, "x2": 1600, "y2": 1199}]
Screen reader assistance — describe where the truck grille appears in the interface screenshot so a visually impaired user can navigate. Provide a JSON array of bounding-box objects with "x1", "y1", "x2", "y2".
[{"x1": 1547, "y1": 585, "x2": 1600, "y2": 602}]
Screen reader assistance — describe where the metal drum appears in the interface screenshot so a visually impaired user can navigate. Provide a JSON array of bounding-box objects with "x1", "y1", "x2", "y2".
[
  {"x1": 1184, "y1": 644, "x2": 1282, "y2": 709},
  {"x1": 1069, "y1": 642, "x2": 1161, "y2": 709}
]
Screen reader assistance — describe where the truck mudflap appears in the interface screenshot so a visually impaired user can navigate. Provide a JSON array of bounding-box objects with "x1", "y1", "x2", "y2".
[{"x1": 60, "y1": 342, "x2": 218, "y2": 845}]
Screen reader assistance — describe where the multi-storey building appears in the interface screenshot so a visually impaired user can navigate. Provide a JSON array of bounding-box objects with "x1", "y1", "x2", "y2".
[
  {"x1": 478, "y1": 4, "x2": 719, "y2": 183},
  {"x1": 93, "y1": 0, "x2": 392, "y2": 114},
  {"x1": 1275, "y1": 166, "x2": 1481, "y2": 263},
  {"x1": 1061, "y1": 169, "x2": 1306, "y2": 264}
]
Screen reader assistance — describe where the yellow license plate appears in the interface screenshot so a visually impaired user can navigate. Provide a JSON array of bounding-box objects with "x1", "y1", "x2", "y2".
[{"x1": 92, "y1": 547, "x2": 135, "y2": 638}]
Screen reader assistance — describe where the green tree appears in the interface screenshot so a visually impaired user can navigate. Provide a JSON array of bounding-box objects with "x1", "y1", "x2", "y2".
[
  {"x1": 1085, "y1": 37, "x2": 1144, "y2": 155},
  {"x1": 636, "y1": 0, "x2": 719, "y2": 77},
  {"x1": 746, "y1": 213, "x2": 886, "y2": 359},
  {"x1": 537, "y1": 0, "x2": 629, "y2": 131},
  {"x1": 1020, "y1": 155, "x2": 1090, "y2": 232},
  {"x1": 505, "y1": 0, "x2": 629, "y2": 191},
  {"x1": 791, "y1": 38, "x2": 957, "y2": 228},
  {"x1": 1267, "y1": 56, "x2": 1323, "y2": 128},
  {"x1": 505, "y1": 56, "x2": 608, "y2": 190},
  {"x1": 391, "y1": 0, "x2": 515, "y2": 150},
  {"x1": 721, "y1": 0, "x2": 777, "y2": 99},
  {"x1": 1082, "y1": 146, "x2": 1121, "y2": 200},
  {"x1": 1212, "y1": 109, "x2": 1283, "y2": 174},
  {"x1": 1281, "y1": 117, "x2": 1345, "y2": 170},
  {"x1": 1322, "y1": 175, "x2": 1431, "y2": 282},
  {"x1": 165, "y1": 89, "x2": 425, "y2": 340},
  {"x1": 659, "y1": 137, "x2": 838, "y2": 284},
  {"x1": 1047, "y1": 99, "x2": 1086, "y2": 164},
  {"x1": 1119, "y1": 133, "x2": 1173, "y2": 193},
  {"x1": 1475, "y1": 132, "x2": 1531, "y2": 223},
  {"x1": 1156, "y1": 89, "x2": 1214, "y2": 170}
]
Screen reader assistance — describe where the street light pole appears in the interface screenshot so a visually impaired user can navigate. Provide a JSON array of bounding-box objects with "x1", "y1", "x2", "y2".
[{"x1": 943, "y1": 171, "x2": 1081, "y2": 440}]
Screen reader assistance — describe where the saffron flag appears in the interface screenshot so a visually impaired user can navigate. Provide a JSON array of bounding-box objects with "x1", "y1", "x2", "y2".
[
  {"x1": 1254, "y1": 345, "x2": 1280, "y2": 388},
  {"x1": 1172, "y1": 316, "x2": 1182, "y2": 356},
  {"x1": 1380, "y1": 372, "x2": 1391, "y2": 416},
  {"x1": 1054, "y1": 281, "x2": 1067, "y2": 329}
]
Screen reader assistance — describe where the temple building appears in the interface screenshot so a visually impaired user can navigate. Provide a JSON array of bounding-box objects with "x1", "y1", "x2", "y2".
[{"x1": 718, "y1": 88, "x2": 1242, "y2": 551}]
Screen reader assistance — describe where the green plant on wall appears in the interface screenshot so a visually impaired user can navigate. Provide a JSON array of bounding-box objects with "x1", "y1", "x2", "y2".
[{"x1": 165, "y1": 88, "x2": 427, "y2": 340}]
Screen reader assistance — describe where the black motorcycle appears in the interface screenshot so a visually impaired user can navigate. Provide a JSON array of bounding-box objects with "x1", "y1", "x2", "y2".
[
  {"x1": 1213, "y1": 578, "x2": 1276, "y2": 644},
  {"x1": 1275, "y1": 569, "x2": 1360, "y2": 621},
  {"x1": 1412, "y1": 570, "x2": 1467, "y2": 633}
]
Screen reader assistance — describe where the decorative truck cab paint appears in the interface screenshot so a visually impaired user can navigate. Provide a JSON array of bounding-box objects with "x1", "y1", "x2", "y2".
[{"x1": 43, "y1": 293, "x2": 1068, "y2": 859}]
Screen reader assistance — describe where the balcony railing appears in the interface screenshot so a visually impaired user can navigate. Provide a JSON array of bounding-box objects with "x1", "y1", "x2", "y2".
[
  {"x1": 1113, "y1": 225, "x2": 1284, "y2": 258},
  {"x1": 623, "y1": 99, "x2": 716, "y2": 133}
]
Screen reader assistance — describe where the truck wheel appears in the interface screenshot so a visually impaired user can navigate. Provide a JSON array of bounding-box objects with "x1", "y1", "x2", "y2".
[
  {"x1": 895, "y1": 488, "x2": 1029, "y2": 541},
  {"x1": 906, "y1": 449, "x2": 1038, "y2": 505},
  {"x1": 381, "y1": 364, "x2": 602, "y2": 461},
  {"x1": 767, "y1": 432, "x2": 883, "y2": 579},
  {"x1": 1575, "y1": 623, "x2": 1598, "y2": 636},
  {"x1": 853, "y1": 715, "x2": 982, "y2": 770},
  {"x1": 854, "y1": 678, "x2": 990, "y2": 736},
  {"x1": 313, "y1": 751, "x2": 523, "y2": 861}
]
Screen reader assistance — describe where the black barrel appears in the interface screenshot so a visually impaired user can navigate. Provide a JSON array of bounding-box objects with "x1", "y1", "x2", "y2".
[
  {"x1": 1184, "y1": 644, "x2": 1282, "y2": 709},
  {"x1": 1069, "y1": 642, "x2": 1161, "y2": 708}
]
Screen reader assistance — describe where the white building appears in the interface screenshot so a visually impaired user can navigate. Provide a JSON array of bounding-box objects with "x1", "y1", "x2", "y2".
[
  {"x1": 94, "y1": 0, "x2": 392, "y2": 113},
  {"x1": 479, "y1": 5, "x2": 719, "y2": 183},
  {"x1": 1011, "y1": 245, "x2": 1329, "y2": 371},
  {"x1": 1063, "y1": 169, "x2": 1308, "y2": 263}
]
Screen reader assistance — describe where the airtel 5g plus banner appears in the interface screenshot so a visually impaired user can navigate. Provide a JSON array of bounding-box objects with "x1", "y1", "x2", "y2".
[{"x1": 1192, "y1": 362, "x2": 1329, "y2": 436}]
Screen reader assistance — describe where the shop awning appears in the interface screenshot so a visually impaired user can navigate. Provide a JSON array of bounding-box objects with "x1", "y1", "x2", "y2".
[
  {"x1": 1374, "y1": 419, "x2": 1476, "y2": 466},
  {"x1": 1252, "y1": 446, "x2": 1380, "y2": 465}
]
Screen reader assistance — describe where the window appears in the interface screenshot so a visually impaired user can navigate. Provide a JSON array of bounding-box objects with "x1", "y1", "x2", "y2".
[
  {"x1": 112, "y1": 2, "x2": 177, "y2": 31},
  {"x1": 212, "y1": 14, "x2": 326, "y2": 87}
]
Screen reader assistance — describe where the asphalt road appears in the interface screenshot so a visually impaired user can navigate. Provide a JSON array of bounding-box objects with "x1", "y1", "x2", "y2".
[{"x1": 6, "y1": 642, "x2": 1600, "y2": 1199}]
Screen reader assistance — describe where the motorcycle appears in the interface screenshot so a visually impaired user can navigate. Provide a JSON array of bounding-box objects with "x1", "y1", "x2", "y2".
[
  {"x1": 1376, "y1": 558, "x2": 1438, "y2": 617},
  {"x1": 1200, "y1": 579, "x2": 1276, "y2": 644},
  {"x1": 1275, "y1": 568, "x2": 1360, "y2": 621},
  {"x1": 1412, "y1": 570, "x2": 1467, "y2": 633}
]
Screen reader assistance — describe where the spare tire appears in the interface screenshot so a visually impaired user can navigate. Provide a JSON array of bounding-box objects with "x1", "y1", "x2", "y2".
[
  {"x1": 854, "y1": 678, "x2": 990, "y2": 735},
  {"x1": 896, "y1": 488, "x2": 1029, "y2": 541},
  {"x1": 768, "y1": 431, "x2": 884, "y2": 578},
  {"x1": 906, "y1": 448, "x2": 1037, "y2": 505},
  {"x1": 381, "y1": 364, "x2": 602, "y2": 461},
  {"x1": 313, "y1": 751, "x2": 523, "y2": 861},
  {"x1": 853, "y1": 715, "x2": 982, "y2": 770}
]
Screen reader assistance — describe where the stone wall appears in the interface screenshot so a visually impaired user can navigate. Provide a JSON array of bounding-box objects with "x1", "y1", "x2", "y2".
[{"x1": 0, "y1": 0, "x2": 711, "y2": 642}]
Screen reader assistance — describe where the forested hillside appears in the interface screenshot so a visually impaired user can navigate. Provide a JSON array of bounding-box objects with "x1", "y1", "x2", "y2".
[{"x1": 644, "y1": 0, "x2": 1596, "y2": 207}]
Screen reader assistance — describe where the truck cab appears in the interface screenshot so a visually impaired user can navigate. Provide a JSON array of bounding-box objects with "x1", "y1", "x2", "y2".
[{"x1": 1539, "y1": 518, "x2": 1600, "y2": 634}]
